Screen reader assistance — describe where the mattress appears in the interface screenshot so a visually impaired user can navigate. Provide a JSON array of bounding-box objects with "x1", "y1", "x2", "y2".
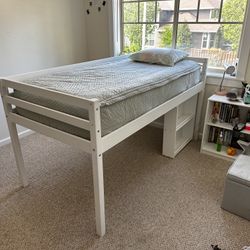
[{"x1": 12, "y1": 56, "x2": 201, "y2": 138}]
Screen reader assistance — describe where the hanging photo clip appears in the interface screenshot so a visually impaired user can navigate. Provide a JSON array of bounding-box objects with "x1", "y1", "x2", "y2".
[{"x1": 86, "y1": 0, "x2": 107, "y2": 14}]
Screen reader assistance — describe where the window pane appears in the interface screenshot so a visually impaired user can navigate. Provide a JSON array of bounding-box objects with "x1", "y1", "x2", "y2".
[
  {"x1": 199, "y1": 0, "x2": 221, "y2": 22},
  {"x1": 179, "y1": 0, "x2": 198, "y2": 22},
  {"x1": 157, "y1": 0, "x2": 175, "y2": 23},
  {"x1": 139, "y1": 1, "x2": 156, "y2": 23},
  {"x1": 157, "y1": 24, "x2": 173, "y2": 47},
  {"x1": 222, "y1": 23, "x2": 243, "y2": 51},
  {"x1": 123, "y1": 2, "x2": 138, "y2": 23},
  {"x1": 177, "y1": 24, "x2": 241, "y2": 67},
  {"x1": 221, "y1": 0, "x2": 247, "y2": 22},
  {"x1": 123, "y1": 24, "x2": 142, "y2": 53},
  {"x1": 123, "y1": 23, "x2": 173, "y2": 52},
  {"x1": 142, "y1": 24, "x2": 158, "y2": 49},
  {"x1": 121, "y1": 0, "x2": 247, "y2": 70},
  {"x1": 176, "y1": 23, "x2": 192, "y2": 49}
]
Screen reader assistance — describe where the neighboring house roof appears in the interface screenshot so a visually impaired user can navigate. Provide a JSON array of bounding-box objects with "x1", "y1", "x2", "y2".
[
  {"x1": 178, "y1": 12, "x2": 218, "y2": 22},
  {"x1": 159, "y1": 0, "x2": 220, "y2": 11},
  {"x1": 179, "y1": 12, "x2": 196, "y2": 22}
]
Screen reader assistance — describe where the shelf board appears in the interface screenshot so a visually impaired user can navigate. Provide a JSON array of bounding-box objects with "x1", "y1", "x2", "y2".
[
  {"x1": 207, "y1": 120, "x2": 233, "y2": 130},
  {"x1": 201, "y1": 142, "x2": 242, "y2": 161},
  {"x1": 176, "y1": 114, "x2": 194, "y2": 131},
  {"x1": 242, "y1": 129, "x2": 250, "y2": 135},
  {"x1": 208, "y1": 95, "x2": 250, "y2": 108},
  {"x1": 207, "y1": 120, "x2": 250, "y2": 135},
  {"x1": 175, "y1": 137, "x2": 192, "y2": 156}
]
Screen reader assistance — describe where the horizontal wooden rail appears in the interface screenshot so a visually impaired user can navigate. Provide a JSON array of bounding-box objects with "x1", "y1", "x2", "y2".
[
  {"x1": 8, "y1": 113, "x2": 92, "y2": 153},
  {"x1": 5, "y1": 96, "x2": 91, "y2": 131},
  {"x1": 102, "y1": 82, "x2": 204, "y2": 153},
  {"x1": 1, "y1": 79, "x2": 96, "y2": 109}
]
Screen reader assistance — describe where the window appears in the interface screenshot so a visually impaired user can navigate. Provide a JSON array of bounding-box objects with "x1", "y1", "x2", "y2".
[
  {"x1": 201, "y1": 33, "x2": 216, "y2": 49},
  {"x1": 201, "y1": 33, "x2": 208, "y2": 48},
  {"x1": 121, "y1": 0, "x2": 248, "y2": 69}
]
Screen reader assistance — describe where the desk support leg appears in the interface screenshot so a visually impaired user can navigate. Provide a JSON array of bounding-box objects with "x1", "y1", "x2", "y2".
[
  {"x1": 162, "y1": 107, "x2": 177, "y2": 158},
  {"x1": 194, "y1": 90, "x2": 205, "y2": 140}
]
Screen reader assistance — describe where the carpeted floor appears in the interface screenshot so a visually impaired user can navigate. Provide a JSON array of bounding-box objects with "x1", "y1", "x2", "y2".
[{"x1": 0, "y1": 126, "x2": 249, "y2": 250}]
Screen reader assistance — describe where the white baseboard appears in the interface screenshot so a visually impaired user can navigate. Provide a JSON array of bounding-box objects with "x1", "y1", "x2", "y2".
[{"x1": 0, "y1": 129, "x2": 33, "y2": 147}]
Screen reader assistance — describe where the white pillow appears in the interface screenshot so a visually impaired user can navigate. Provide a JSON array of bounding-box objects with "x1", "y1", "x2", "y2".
[{"x1": 129, "y1": 48, "x2": 188, "y2": 66}]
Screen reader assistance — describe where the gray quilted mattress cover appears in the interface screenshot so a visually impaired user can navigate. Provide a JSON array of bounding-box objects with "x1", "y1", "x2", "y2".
[{"x1": 12, "y1": 55, "x2": 201, "y2": 138}]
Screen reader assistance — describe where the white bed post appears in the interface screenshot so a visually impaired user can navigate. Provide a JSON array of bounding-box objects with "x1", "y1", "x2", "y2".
[
  {"x1": 194, "y1": 58, "x2": 207, "y2": 140},
  {"x1": 193, "y1": 89, "x2": 205, "y2": 140},
  {"x1": 89, "y1": 100, "x2": 106, "y2": 237},
  {"x1": 1, "y1": 85, "x2": 28, "y2": 187}
]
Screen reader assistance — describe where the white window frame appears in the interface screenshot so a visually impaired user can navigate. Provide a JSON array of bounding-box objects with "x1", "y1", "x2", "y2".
[
  {"x1": 236, "y1": 0, "x2": 250, "y2": 81},
  {"x1": 201, "y1": 33, "x2": 209, "y2": 49},
  {"x1": 110, "y1": 0, "x2": 250, "y2": 80}
]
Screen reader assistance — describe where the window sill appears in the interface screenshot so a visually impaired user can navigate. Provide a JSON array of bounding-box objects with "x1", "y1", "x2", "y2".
[{"x1": 206, "y1": 72, "x2": 242, "y2": 88}]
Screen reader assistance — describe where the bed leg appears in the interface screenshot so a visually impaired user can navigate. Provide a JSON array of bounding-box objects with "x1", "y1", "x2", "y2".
[
  {"x1": 1, "y1": 85, "x2": 28, "y2": 187},
  {"x1": 194, "y1": 90, "x2": 205, "y2": 141},
  {"x1": 8, "y1": 121, "x2": 29, "y2": 187},
  {"x1": 89, "y1": 101, "x2": 105, "y2": 237},
  {"x1": 91, "y1": 151, "x2": 105, "y2": 237}
]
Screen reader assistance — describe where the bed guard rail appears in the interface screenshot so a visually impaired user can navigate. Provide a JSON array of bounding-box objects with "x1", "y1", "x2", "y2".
[{"x1": 0, "y1": 78, "x2": 101, "y2": 153}]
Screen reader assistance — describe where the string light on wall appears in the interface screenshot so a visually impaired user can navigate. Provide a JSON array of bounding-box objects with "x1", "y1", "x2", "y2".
[{"x1": 86, "y1": 0, "x2": 107, "y2": 14}]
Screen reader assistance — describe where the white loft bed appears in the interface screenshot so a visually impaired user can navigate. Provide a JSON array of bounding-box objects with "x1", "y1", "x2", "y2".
[{"x1": 0, "y1": 56, "x2": 207, "y2": 237}]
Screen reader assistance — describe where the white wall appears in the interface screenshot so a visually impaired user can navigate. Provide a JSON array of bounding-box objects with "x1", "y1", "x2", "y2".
[
  {"x1": 84, "y1": 1, "x2": 111, "y2": 60},
  {"x1": 0, "y1": 0, "x2": 87, "y2": 145}
]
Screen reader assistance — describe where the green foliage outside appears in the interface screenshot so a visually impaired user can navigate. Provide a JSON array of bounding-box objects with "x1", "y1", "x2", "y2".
[
  {"x1": 123, "y1": 0, "x2": 246, "y2": 53},
  {"x1": 160, "y1": 26, "x2": 172, "y2": 47},
  {"x1": 123, "y1": 2, "x2": 156, "y2": 53},
  {"x1": 214, "y1": 26, "x2": 224, "y2": 49},
  {"x1": 222, "y1": 0, "x2": 247, "y2": 51},
  {"x1": 123, "y1": 24, "x2": 142, "y2": 53},
  {"x1": 160, "y1": 23, "x2": 191, "y2": 49},
  {"x1": 177, "y1": 23, "x2": 191, "y2": 48}
]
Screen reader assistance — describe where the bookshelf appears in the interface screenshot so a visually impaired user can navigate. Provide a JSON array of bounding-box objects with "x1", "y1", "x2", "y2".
[{"x1": 201, "y1": 95, "x2": 250, "y2": 161}]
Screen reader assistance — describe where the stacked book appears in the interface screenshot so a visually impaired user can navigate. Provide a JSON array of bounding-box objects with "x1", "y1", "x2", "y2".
[
  {"x1": 208, "y1": 127, "x2": 233, "y2": 146},
  {"x1": 218, "y1": 103, "x2": 239, "y2": 123}
]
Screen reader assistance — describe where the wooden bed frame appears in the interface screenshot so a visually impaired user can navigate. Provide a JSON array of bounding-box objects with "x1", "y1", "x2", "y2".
[{"x1": 0, "y1": 57, "x2": 207, "y2": 236}]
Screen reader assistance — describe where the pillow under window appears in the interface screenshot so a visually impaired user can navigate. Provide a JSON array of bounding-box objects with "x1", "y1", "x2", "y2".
[{"x1": 129, "y1": 48, "x2": 188, "y2": 66}]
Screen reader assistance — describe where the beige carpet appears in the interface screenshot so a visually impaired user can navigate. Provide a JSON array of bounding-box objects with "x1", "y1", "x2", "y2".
[{"x1": 0, "y1": 126, "x2": 249, "y2": 250}]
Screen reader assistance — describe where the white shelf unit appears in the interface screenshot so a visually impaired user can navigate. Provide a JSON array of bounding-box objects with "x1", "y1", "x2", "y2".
[
  {"x1": 163, "y1": 94, "x2": 197, "y2": 158},
  {"x1": 201, "y1": 94, "x2": 250, "y2": 161}
]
